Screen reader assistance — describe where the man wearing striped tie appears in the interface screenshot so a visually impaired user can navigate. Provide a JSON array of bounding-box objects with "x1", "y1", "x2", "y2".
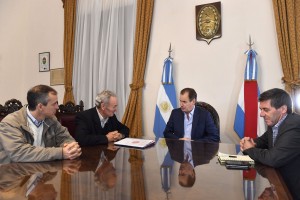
[
  {"x1": 166, "y1": 139, "x2": 219, "y2": 188},
  {"x1": 163, "y1": 88, "x2": 219, "y2": 142}
]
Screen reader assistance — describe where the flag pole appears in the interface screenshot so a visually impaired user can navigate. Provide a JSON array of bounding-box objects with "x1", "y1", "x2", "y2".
[
  {"x1": 247, "y1": 35, "x2": 254, "y2": 50},
  {"x1": 168, "y1": 43, "x2": 172, "y2": 58},
  {"x1": 153, "y1": 43, "x2": 177, "y2": 137}
]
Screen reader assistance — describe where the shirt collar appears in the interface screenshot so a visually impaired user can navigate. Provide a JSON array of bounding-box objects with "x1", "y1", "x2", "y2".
[
  {"x1": 26, "y1": 106, "x2": 43, "y2": 127},
  {"x1": 272, "y1": 114, "x2": 287, "y2": 130},
  {"x1": 96, "y1": 107, "x2": 108, "y2": 124},
  {"x1": 184, "y1": 106, "x2": 195, "y2": 116},
  {"x1": 190, "y1": 106, "x2": 195, "y2": 116}
]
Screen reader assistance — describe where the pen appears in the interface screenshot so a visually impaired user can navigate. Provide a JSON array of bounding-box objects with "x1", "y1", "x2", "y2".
[{"x1": 229, "y1": 155, "x2": 237, "y2": 158}]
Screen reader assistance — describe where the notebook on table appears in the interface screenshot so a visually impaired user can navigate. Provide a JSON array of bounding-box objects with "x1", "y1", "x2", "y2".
[
  {"x1": 114, "y1": 138, "x2": 155, "y2": 149},
  {"x1": 217, "y1": 152, "x2": 255, "y2": 165}
]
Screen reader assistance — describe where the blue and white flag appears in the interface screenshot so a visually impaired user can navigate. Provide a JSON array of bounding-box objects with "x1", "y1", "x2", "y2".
[
  {"x1": 153, "y1": 57, "x2": 177, "y2": 138},
  {"x1": 234, "y1": 49, "x2": 266, "y2": 139},
  {"x1": 155, "y1": 138, "x2": 174, "y2": 195},
  {"x1": 243, "y1": 179, "x2": 255, "y2": 200}
]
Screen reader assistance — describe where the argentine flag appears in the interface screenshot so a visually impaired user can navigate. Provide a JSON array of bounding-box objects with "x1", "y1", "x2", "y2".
[
  {"x1": 155, "y1": 138, "x2": 174, "y2": 195},
  {"x1": 234, "y1": 49, "x2": 266, "y2": 139},
  {"x1": 153, "y1": 57, "x2": 177, "y2": 138}
]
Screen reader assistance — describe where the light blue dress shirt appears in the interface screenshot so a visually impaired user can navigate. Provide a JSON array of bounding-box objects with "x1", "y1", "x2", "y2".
[{"x1": 184, "y1": 106, "x2": 195, "y2": 139}]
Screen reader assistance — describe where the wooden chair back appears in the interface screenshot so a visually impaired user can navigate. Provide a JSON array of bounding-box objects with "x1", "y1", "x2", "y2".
[
  {"x1": 195, "y1": 101, "x2": 220, "y2": 135},
  {"x1": 56, "y1": 100, "x2": 84, "y2": 137}
]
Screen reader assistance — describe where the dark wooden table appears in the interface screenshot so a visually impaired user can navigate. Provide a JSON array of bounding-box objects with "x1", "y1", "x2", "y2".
[{"x1": 0, "y1": 138, "x2": 292, "y2": 200}]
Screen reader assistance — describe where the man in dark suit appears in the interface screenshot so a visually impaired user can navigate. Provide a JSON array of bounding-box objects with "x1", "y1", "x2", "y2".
[
  {"x1": 166, "y1": 139, "x2": 219, "y2": 187},
  {"x1": 163, "y1": 88, "x2": 219, "y2": 142},
  {"x1": 78, "y1": 143, "x2": 120, "y2": 190},
  {"x1": 240, "y1": 88, "x2": 300, "y2": 200},
  {"x1": 75, "y1": 90, "x2": 129, "y2": 146}
]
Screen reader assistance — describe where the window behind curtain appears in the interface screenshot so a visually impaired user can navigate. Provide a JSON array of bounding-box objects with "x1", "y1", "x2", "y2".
[{"x1": 72, "y1": 0, "x2": 136, "y2": 119}]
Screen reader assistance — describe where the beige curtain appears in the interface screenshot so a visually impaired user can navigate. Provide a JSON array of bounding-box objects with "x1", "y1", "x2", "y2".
[
  {"x1": 129, "y1": 149, "x2": 145, "y2": 200},
  {"x1": 272, "y1": 0, "x2": 300, "y2": 113},
  {"x1": 60, "y1": 172, "x2": 71, "y2": 200},
  {"x1": 60, "y1": 2, "x2": 75, "y2": 200},
  {"x1": 122, "y1": 1, "x2": 154, "y2": 197},
  {"x1": 62, "y1": 0, "x2": 76, "y2": 104},
  {"x1": 122, "y1": 0, "x2": 154, "y2": 138}
]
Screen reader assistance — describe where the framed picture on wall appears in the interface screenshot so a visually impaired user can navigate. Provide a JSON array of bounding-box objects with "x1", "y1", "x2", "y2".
[
  {"x1": 39, "y1": 52, "x2": 50, "y2": 72},
  {"x1": 50, "y1": 68, "x2": 65, "y2": 86},
  {"x1": 195, "y1": 2, "x2": 222, "y2": 44}
]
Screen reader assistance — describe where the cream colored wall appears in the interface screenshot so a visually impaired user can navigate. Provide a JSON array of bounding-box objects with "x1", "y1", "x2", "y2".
[
  {"x1": 0, "y1": 0, "x2": 65, "y2": 104},
  {"x1": 0, "y1": 0, "x2": 283, "y2": 143},
  {"x1": 143, "y1": 0, "x2": 283, "y2": 143}
]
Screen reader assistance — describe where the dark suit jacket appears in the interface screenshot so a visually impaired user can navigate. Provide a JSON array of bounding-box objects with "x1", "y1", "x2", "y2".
[
  {"x1": 163, "y1": 107, "x2": 219, "y2": 142},
  {"x1": 244, "y1": 113, "x2": 300, "y2": 199},
  {"x1": 166, "y1": 139, "x2": 219, "y2": 167},
  {"x1": 79, "y1": 145, "x2": 119, "y2": 172},
  {"x1": 75, "y1": 107, "x2": 129, "y2": 146}
]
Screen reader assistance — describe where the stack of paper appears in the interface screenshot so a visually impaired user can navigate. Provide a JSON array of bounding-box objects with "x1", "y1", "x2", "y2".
[
  {"x1": 217, "y1": 152, "x2": 255, "y2": 165},
  {"x1": 114, "y1": 138, "x2": 155, "y2": 149}
]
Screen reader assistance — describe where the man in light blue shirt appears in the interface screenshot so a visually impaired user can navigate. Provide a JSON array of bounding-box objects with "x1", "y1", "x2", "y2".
[{"x1": 164, "y1": 88, "x2": 219, "y2": 142}]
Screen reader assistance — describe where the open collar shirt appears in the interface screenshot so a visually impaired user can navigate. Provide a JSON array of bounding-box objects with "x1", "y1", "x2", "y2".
[{"x1": 184, "y1": 106, "x2": 195, "y2": 139}]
